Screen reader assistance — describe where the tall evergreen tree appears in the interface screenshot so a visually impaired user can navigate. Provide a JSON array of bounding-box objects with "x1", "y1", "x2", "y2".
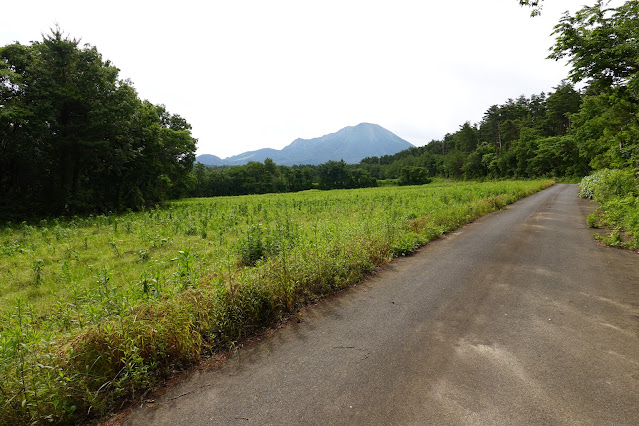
[{"x1": 0, "y1": 28, "x2": 197, "y2": 219}]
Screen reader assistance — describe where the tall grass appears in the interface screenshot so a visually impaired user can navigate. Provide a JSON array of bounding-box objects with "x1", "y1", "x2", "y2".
[{"x1": 0, "y1": 180, "x2": 553, "y2": 424}]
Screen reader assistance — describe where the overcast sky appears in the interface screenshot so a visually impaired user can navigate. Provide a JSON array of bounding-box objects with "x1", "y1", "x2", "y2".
[{"x1": 0, "y1": 1, "x2": 611, "y2": 158}]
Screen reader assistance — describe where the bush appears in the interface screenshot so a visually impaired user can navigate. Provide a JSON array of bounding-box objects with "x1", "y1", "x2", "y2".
[
  {"x1": 578, "y1": 169, "x2": 637, "y2": 202},
  {"x1": 236, "y1": 224, "x2": 267, "y2": 267},
  {"x1": 398, "y1": 167, "x2": 432, "y2": 186},
  {"x1": 580, "y1": 169, "x2": 639, "y2": 249}
]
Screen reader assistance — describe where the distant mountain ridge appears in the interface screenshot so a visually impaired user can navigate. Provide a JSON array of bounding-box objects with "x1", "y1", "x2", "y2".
[{"x1": 196, "y1": 123, "x2": 414, "y2": 166}]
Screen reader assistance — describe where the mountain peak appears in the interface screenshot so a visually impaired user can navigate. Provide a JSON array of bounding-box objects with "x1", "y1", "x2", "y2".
[{"x1": 197, "y1": 123, "x2": 414, "y2": 166}]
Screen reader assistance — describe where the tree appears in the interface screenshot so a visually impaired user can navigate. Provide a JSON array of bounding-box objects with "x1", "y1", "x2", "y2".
[
  {"x1": 511, "y1": 127, "x2": 543, "y2": 177},
  {"x1": 544, "y1": 83, "x2": 582, "y2": 136},
  {"x1": 193, "y1": 163, "x2": 208, "y2": 197},
  {"x1": 462, "y1": 142, "x2": 494, "y2": 179},
  {"x1": 452, "y1": 122, "x2": 479, "y2": 152},
  {"x1": 529, "y1": 136, "x2": 585, "y2": 176},
  {"x1": 351, "y1": 168, "x2": 377, "y2": 188},
  {"x1": 570, "y1": 92, "x2": 639, "y2": 170},
  {"x1": 282, "y1": 166, "x2": 314, "y2": 192},
  {"x1": 549, "y1": 1, "x2": 639, "y2": 92},
  {"x1": 318, "y1": 160, "x2": 352, "y2": 190},
  {"x1": 398, "y1": 167, "x2": 431, "y2": 186},
  {"x1": 550, "y1": 1, "x2": 639, "y2": 170},
  {"x1": 480, "y1": 105, "x2": 503, "y2": 150},
  {"x1": 442, "y1": 150, "x2": 466, "y2": 179},
  {"x1": 0, "y1": 28, "x2": 197, "y2": 218}
]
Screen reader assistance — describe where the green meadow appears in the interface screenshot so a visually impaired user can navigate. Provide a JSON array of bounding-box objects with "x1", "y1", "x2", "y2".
[{"x1": 0, "y1": 180, "x2": 552, "y2": 424}]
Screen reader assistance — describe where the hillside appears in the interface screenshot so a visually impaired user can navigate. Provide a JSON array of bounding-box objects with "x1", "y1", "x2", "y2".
[{"x1": 196, "y1": 123, "x2": 414, "y2": 166}]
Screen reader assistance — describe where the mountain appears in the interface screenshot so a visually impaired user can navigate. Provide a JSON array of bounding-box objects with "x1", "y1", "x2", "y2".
[
  {"x1": 196, "y1": 123, "x2": 414, "y2": 166},
  {"x1": 194, "y1": 154, "x2": 224, "y2": 166}
]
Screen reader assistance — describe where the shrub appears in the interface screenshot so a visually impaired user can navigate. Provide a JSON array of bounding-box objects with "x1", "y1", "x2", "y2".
[
  {"x1": 580, "y1": 169, "x2": 639, "y2": 249},
  {"x1": 398, "y1": 167, "x2": 432, "y2": 186},
  {"x1": 236, "y1": 224, "x2": 267, "y2": 267},
  {"x1": 579, "y1": 169, "x2": 637, "y2": 202}
]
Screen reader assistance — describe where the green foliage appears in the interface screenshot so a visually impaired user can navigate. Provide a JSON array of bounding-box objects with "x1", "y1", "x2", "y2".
[
  {"x1": 317, "y1": 160, "x2": 376, "y2": 190},
  {"x1": 189, "y1": 157, "x2": 380, "y2": 199},
  {"x1": 31, "y1": 259, "x2": 44, "y2": 287},
  {"x1": 586, "y1": 212, "x2": 600, "y2": 228},
  {"x1": 398, "y1": 167, "x2": 431, "y2": 186},
  {"x1": 172, "y1": 249, "x2": 199, "y2": 289},
  {"x1": 578, "y1": 169, "x2": 636, "y2": 203},
  {"x1": 549, "y1": 0, "x2": 639, "y2": 91},
  {"x1": 570, "y1": 90, "x2": 639, "y2": 170},
  {"x1": 191, "y1": 160, "x2": 313, "y2": 197},
  {"x1": 544, "y1": 82, "x2": 582, "y2": 136},
  {"x1": 547, "y1": 0, "x2": 639, "y2": 181},
  {"x1": 236, "y1": 224, "x2": 268, "y2": 267},
  {"x1": 355, "y1": 86, "x2": 590, "y2": 183},
  {"x1": 528, "y1": 136, "x2": 584, "y2": 177},
  {"x1": 0, "y1": 28, "x2": 197, "y2": 219},
  {"x1": 579, "y1": 169, "x2": 639, "y2": 249}
]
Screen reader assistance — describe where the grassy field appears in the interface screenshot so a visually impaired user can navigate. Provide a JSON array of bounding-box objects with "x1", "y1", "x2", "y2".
[{"x1": 0, "y1": 179, "x2": 553, "y2": 424}]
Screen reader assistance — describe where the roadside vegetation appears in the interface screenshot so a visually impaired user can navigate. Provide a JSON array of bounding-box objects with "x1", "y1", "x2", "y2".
[
  {"x1": 579, "y1": 169, "x2": 639, "y2": 250},
  {"x1": 0, "y1": 180, "x2": 552, "y2": 423}
]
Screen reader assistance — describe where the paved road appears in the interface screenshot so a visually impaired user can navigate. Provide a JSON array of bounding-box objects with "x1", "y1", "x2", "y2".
[{"x1": 125, "y1": 184, "x2": 639, "y2": 425}]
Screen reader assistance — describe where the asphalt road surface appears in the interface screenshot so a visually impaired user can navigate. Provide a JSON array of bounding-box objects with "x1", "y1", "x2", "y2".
[{"x1": 125, "y1": 184, "x2": 639, "y2": 425}]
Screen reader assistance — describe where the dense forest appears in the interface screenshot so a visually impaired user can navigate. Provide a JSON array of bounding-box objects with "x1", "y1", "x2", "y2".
[
  {"x1": 0, "y1": 28, "x2": 197, "y2": 220},
  {"x1": 359, "y1": 82, "x2": 584, "y2": 180}
]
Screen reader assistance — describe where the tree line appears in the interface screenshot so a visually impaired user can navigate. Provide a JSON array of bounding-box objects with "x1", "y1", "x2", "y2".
[
  {"x1": 359, "y1": 82, "x2": 585, "y2": 181},
  {"x1": 188, "y1": 159, "x2": 378, "y2": 197},
  {"x1": 186, "y1": 155, "x2": 433, "y2": 197},
  {"x1": 0, "y1": 28, "x2": 197, "y2": 220}
]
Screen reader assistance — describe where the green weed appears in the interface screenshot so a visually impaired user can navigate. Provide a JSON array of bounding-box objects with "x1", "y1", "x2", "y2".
[{"x1": 32, "y1": 260, "x2": 44, "y2": 287}]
